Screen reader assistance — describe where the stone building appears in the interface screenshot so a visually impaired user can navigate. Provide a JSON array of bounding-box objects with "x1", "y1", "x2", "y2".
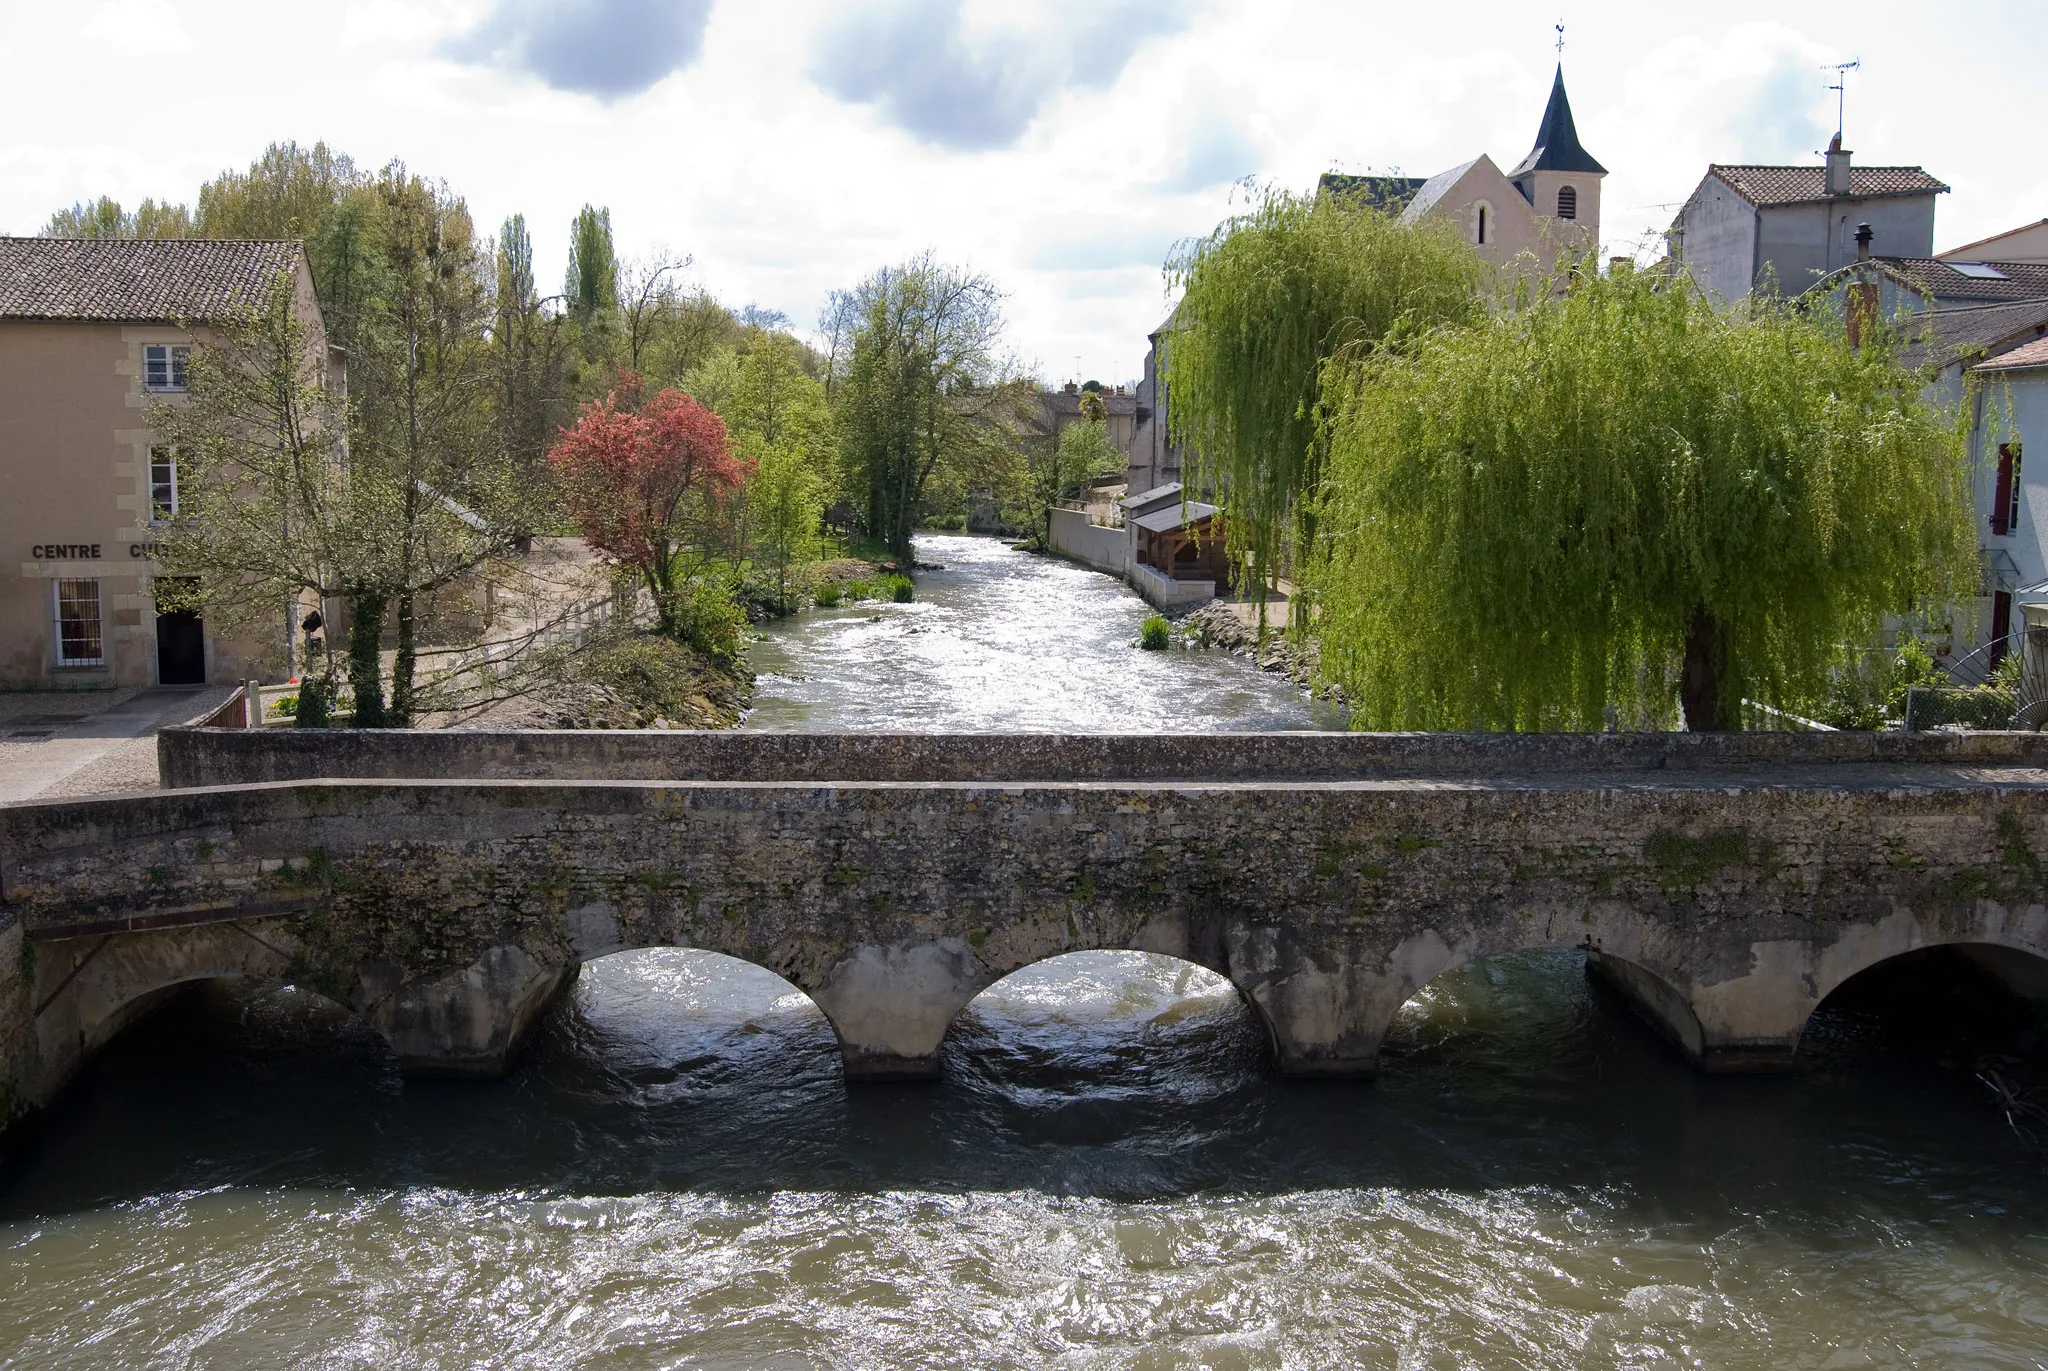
[
  {"x1": 0, "y1": 237, "x2": 339, "y2": 689},
  {"x1": 1666, "y1": 136, "x2": 1949, "y2": 302}
]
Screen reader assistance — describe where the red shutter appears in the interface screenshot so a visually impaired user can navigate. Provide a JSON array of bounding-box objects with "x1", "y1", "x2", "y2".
[{"x1": 1992, "y1": 444, "x2": 2015, "y2": 536}]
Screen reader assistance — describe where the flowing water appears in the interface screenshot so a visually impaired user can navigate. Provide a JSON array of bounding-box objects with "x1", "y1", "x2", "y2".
[{"x1": 4, "y1": 536, "x2": 2048, "y2": 1368}]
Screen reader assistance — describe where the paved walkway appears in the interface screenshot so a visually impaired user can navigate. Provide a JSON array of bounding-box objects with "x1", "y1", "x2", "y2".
[{"x1": 0, "y1": 684, "x2": 239, "y2": 804}]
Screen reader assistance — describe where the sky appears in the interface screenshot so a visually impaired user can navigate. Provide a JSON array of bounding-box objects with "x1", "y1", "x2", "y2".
[{"x1": 3, "y1": 0, "x2": 2044, "y2": 388}]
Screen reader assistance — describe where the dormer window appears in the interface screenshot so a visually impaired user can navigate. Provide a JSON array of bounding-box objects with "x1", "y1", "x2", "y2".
[
  {"x1": 1556, "y1": 185, "x2": 1578, "y2": 220},
  {"x1": 143, "y1": 344, "x2": 189, "y2": 392}
]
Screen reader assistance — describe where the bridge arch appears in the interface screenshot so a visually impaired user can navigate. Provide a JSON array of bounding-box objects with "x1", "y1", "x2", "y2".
[
  {"x1": 1794, "y1": 934, "x2": 2048, "y2": 1060},
  {"x1": 939, "y1": 949, "x2": 1270, "y2": 1083},
  {"x1": 565, "y1": 946, "x2": 843, "y2": 1075},
  {"x1": 29, "y1": 919, "x2": 337, "y2": 1101}
]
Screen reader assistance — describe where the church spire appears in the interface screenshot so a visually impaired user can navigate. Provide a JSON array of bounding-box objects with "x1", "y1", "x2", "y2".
[{"x1": 1507, "y1": 65, "x2": 1607, "y2": 179}]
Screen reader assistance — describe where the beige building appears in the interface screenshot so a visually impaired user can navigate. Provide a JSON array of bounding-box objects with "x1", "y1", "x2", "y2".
[{"x1": 0, "y1": 238, "x2": 335, "y2": 690}]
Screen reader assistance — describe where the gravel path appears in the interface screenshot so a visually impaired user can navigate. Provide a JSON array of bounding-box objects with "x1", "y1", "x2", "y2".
[{"x1": 0, "y1": 684, "x2": 241, "y2": 804}]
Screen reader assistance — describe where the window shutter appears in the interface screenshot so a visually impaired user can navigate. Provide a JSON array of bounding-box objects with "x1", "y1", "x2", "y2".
[{"x1": 1993, "y1": 443, "x2": 2015, "y2": 536}]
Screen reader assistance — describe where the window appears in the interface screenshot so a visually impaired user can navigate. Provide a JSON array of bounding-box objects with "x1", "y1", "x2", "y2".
[
  {"x1": 149, "y1": 446, "x2": 179, "y2": 520},
  {"x1": 1993, "y1": 442, "x2": 2023, "y2": 535},
  {"x1": 1475, "y1": 202, "x2": 1490, "y2": 245},
  {"x1": 54, "y1": 579, "x2": 103, "y2": 667},
  {"x1": 1556, "y1": 185, "x2": 1578, "y2": 220},
  {"x1": 143, "y1": 344, "x2": 189, "y2": 392}
]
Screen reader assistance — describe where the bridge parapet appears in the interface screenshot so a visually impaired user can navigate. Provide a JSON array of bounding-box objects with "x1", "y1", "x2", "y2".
[{"x1": 158, "y1": 726, "x2": 2048, "y2": 788}]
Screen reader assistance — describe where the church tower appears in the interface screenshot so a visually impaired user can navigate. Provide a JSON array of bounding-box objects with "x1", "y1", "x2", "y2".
[{"x1": 1507, "y1": 65, "x2": 1606, "y2": 253}]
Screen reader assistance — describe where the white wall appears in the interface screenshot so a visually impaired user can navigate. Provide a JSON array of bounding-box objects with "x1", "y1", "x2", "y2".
[{"x1": 1047, "y1": 506, "x2": 1128, "y2": 575}]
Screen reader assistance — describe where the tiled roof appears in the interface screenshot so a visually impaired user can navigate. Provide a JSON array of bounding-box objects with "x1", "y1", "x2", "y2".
[
  {"x1": 1037, "y1": 388, "x2": 1138, "y2": 417},
  {"x1": 1402, "y1": 159, "x2": 1482, "y2": 224},
  {"x1": 1877, "y1": 257, "x2": 2048, "y2": 304},
  {"x1": 1896, "y1": 298, "x2": 2048, "y2": 372},
  {"x1": 1975, "y1": 334, "x2": 2048, "y2": 373},
  {"x1": 0, "y1": 237, "x2": 305, "y2": 321},
  {"x1": 1708, "y1": 164, "x2": 1949, "y2": 207}
]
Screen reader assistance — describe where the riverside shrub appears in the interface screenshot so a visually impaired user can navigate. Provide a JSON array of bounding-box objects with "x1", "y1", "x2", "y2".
[{"x1": 1140, "y1": 615, "x2": 1171, "y2": 650}]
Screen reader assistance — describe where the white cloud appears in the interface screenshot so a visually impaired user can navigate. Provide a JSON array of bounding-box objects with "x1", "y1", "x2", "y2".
[{"x1": 81, "y1": 0, "x2": 196, "y2": 55}]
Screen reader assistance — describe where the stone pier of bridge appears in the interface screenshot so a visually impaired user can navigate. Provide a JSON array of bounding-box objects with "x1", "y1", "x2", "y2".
[{"x1": 2, "y1": 728, "x2": 2047, "y2": 1123}]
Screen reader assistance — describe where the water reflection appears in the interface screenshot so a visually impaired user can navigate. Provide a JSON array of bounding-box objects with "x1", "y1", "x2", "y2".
[{"x1": 3, "y1": 950, "x2": 2046, "y2": 1367}]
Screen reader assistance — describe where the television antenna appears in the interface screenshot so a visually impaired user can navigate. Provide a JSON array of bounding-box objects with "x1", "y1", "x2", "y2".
[{"x1": 1825, "y1": 59, "x2": 1861, "y2": 141}]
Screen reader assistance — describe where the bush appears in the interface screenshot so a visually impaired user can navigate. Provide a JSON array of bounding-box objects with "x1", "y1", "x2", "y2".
[
  {"x1": 841, "y1": 579, "x2": 873, "y2": 602},
  {"x1": 293, "y1": 675, "x2": 335, "y2": 728},
  {"x1": 814, "y1": 582, "x2": 843, "y2": 608},
  {"x1": 1140, "y1": 615, "x2": 1171, "y2": 650},
  {"x1": 883, "y1": 573, "x2": 915, "y2": 603},
  {"x1": 666, "y1": 574, "x2": 746, "y2": 662}
]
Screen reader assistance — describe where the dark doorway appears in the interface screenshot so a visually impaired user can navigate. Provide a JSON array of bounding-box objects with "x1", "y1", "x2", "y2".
[{"x1": 156, "y1": 580, "x2": 206, "y2": 686}]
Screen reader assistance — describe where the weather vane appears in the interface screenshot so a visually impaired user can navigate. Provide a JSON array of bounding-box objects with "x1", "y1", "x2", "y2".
[
  {"x1": 1826, "y1": 59, "x2": 1861, "y2": 141},
  {"x1": 1555, "y1": 21, "x2": 1565, "y2": 56}
]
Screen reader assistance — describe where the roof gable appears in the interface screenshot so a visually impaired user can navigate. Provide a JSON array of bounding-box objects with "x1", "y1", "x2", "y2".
[
  {"x1": 0, "y1": 237, "x2": 307, "y2": 322},
  {"x1": 1974, "y1": 334, "x2": 2048, "y2": 374},
  {"x1": 1507, "y1": 65, "x2": 1606, "y2": 179},
  {"x1": 1708, "y1": 164, "x2": 1949, "y2": 208}
]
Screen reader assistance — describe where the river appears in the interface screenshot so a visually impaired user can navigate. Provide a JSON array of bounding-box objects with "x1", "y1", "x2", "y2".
[{"x1": 3, "y1": 535, "x2": 2046, "y2": 1368}]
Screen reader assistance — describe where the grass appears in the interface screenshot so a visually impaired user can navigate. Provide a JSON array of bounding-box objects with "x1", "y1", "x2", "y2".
[{"x1": 1140, "y1": 614, "x2": 1171, "y2": 650}]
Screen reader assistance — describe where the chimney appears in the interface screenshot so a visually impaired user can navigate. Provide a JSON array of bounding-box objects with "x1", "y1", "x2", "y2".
[
  {"x1": 1063, "y1": 380, "x2": 1078, "y2": 395},
  {"x1": 1855, "y1": 222, "x2": 1873, "y2": 262},
  {"x1": 1825, "y1": 133, "x2": 1852, "y2": 197}
]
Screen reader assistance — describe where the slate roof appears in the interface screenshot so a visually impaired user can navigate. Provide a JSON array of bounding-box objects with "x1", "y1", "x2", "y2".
[
  {"x1": 1895, "y1": 298, "x2": 2048, "y2": 372},
  {"x1": 1708, "y1": 164, "x2": 1949, "y2": 207},
  {"x1": 1130, "y1": 500, "x2": 1218, "y2": 535},
  {"x1": 0, "y1": 237, "x2": 305, "y2": 321},
  {"x1": 1877, "y1": 257, "x2": 2048, "y2": 305},
  {"x1": 1317, "y1": 173, "x2": 1431, "y2": 214},
  {"x1": 1974, "y1": 334, "x2": 2048, "y2": 373},
  {"x1": 1124, "y1": 482, "x2": 1185, "y2": 515},
  {"x1": 1037, "y1": 387, "x2": 1138, "y2": 418},
  {"x1": 1507, "y1": 65, "x2": 1606, "y2": 179},
  {"x1": 1401, "y1": 159, "x2": 1482, "y2": 223}
]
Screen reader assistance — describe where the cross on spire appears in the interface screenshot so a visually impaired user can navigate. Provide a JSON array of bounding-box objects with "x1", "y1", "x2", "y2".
[{"x1": 1555, "y1": 21, "x2": 1565, "y2": 56}]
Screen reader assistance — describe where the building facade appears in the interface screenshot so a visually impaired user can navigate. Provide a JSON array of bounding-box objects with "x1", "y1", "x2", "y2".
[
  {"x1": 0, "y1": 238, "x2": 335, "y2": 690},
  {"x1": 1667, "y1": 139, "x2": 1949, "y2": 302}
]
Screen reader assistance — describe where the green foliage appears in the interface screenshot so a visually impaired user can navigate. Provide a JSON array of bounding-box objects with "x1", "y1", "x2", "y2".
[
  {"x1": 294, "y1": 675, "x2": 336, "y2": 728},
  {"x1": 1165, "y1": 187, "x2": 1485, "y2": 597},
  {"x1": 1140, "y1": 615, "x2": 1172, "y2": 650},
  {"x1": 1311, "y1": 268, "x2": 1976, "y2": 731},
  {"x1": 882, "y1": 573, "x2": 915, "y2": 603},
  {"x1": 814, "y1": 582, "x2": 843, "y2": 608},
  {"x1": 347, "y1": 593, "x2": 388, "y2": 728},
  {"x1": 1028, "y1": 418, "x2": 1123, "y2": 540},
  {"x1": 41, "y1": 195, "x2": 196, "y2": 239},
  {"x1": 827, "y1": 253, "x2": 1028, "y2": 557},
  {"x1": 566, "y1": 205, "x2": 618, "y2": 319},
  {"x1": 666, "y1": 567, "x2": 746, "y2": 663},
  {"x1": 580, "y1": 633, "x2": 725, "y2": 720}
]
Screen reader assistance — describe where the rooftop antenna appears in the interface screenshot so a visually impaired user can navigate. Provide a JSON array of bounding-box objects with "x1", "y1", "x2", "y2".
[{"x1": 1826, "y1": 59, "x2": 1860, "y2": 141}]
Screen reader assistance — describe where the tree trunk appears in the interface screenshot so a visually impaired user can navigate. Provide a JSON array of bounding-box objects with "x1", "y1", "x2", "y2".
[
  {"x1": 1680, "y1": 604, "x2": 1731, "y2": 732},
  {"x1": 388, "y1": 592, "x2": 416, "y2": 727},
  {"x1": 346, "y1": 591, "x2": 387, "y2": 728}
]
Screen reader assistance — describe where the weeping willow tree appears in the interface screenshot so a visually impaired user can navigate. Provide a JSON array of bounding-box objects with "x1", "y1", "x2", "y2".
[
  {"x1": 1310, "y1": 266, "x2": 1976, "y2": 731},
  {"x1": 1163, "y1": 187, "x2": 1485, "y2": 608}
]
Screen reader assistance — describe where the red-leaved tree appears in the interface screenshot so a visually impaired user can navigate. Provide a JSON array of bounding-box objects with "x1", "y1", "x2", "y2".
[{"x1": 548, "y1": 371, "x2": 751, "y2": 643}]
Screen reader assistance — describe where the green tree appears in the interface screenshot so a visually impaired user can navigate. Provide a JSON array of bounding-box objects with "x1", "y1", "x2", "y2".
[
  {"x1": 829, "y1": 254, "x2": 1027, "y2": 557},
  {"x1": 1030, "y1": 418, "x2": 1122, "y2": 543},
  {"x1": 565, "y1": 205, "x2": 618, "y2": 320},
  {"x1": 1310, "y1": 267, "x2": 1976, "y2": 732},
  {"x1": 1164, "y1": 187, "x2": 1483, "y2": 601},
  {"x1": 746, "y1": 438, "x2": 825, "y2": 612},
  {"x1": 40, "y1": 196, "x2": 196, "y2": 239}
]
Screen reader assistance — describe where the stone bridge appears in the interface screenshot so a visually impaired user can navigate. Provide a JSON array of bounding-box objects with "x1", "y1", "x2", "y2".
[{"x1": 2, "y1": 728, "x2": 2047, "y2": 1120}]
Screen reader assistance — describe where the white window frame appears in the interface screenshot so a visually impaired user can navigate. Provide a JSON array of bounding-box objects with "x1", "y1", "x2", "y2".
[
  {"x1": 149, "y1": 445, "x2": 180, "y2": 521},
  {"x1": 143, "y1": 343, "x2": 190, "y2": 392},
  {"x1": 54, "y1": 578, "x2": 105, "y2": 667}
]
